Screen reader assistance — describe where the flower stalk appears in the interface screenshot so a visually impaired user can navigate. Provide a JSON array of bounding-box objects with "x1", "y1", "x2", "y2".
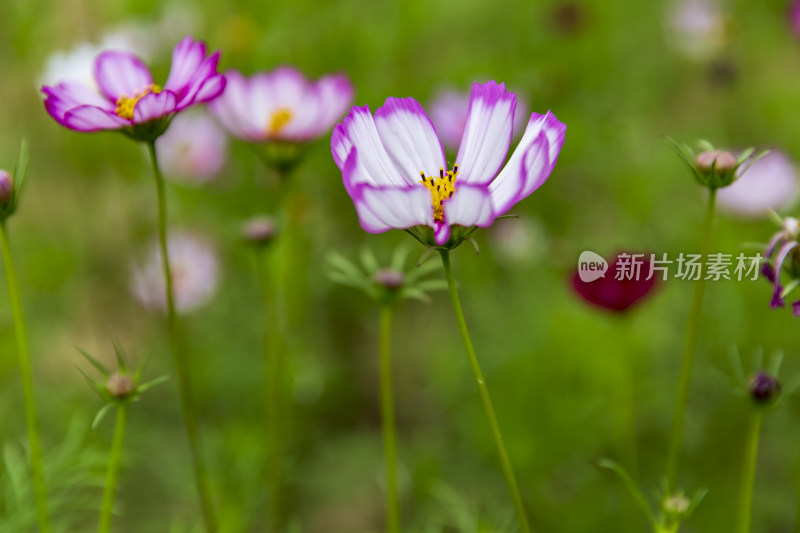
[
  {"x1": 0, "y1": 219, "x2": 51, "y2": 533},
  {"x1": 98, "y1": 405, "x2": 128, "y2": 533},
  {"x1": 736, "y1": 411, "x2": 762, "y2": 533},
  {"x1": 379, "y1": 305, "x2": 400, "y2": 532},
  {"x1": 665, "y1": 188, "x2": 717, "y2": 492},
  {"x1": 439, "y1": 249, "x2": 530, "y2": 533},
  {"x1": 146, "y1": 141, "x2": 217, "y2": 532}
]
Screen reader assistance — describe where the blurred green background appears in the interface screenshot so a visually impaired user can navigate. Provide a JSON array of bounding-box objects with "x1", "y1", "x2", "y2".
[{"x1": 2, "y1": 0, "x2": 800, "y2": 531}]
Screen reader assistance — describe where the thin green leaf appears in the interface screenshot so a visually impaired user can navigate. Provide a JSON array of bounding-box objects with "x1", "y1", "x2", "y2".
[
  {"x1": 326, "y1": 252, "x2": 364, "y2": 279},
  {"x1": 598, "y1": 458, "x2": 656, "y2": 525},
  {"x1": 91, "y1": 404, "x2": 115, "y2": 430},
  {"x1": 112, "y1": 339, "x2": 128, "y2": 372},
  {"x1": 728, "y1": 345, "x2": 745, "y2": 385},
  {"x1": 76, "y1": 366, "x2": 106, "y2": 400},
  {"x1": 359, "y1": 248, "x2": 379, "y2": 274},
  {"x1": 76, "y1": 347, "x2": 110, "y2": 377},
  {"x1": 390, "y1": 245, "x2": 410, "y2": 272},
  {"x1": 134, "y1": 349, "x2": 154, "y2": 382},
  {"x1": 781, "y1": 280, "x2": 800, "y2": 299},
  {"x1": 768, "y1": 350, "x2": 784, "y2": 377},
  {"x1": 137, "y1": 374, "x2": 169, "y2": 393},
  {"x1": 408, "y1": 256, "x2": 442, "y2": 281},
  {"x1": 12, "y1": 139, "x2": 29, "y2": 198},
  {"x1": 697, "y1": 139, "x2": 715, "y2": 152}
]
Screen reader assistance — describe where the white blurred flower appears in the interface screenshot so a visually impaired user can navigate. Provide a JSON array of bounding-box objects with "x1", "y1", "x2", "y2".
[
  {"x1": 131, "y1": 232, "x2": 220, "y2": 313},
  {"x1": 489, "y1": 217, "x2": 548, "y2": 265},
  {"x1": 666, "y1": 0, "x2": 727, "y2": 60},
  {"x1": 717, "y1": 150, "x2": 800, "y2": 218},
  {"x1": 429, "y1": 85, "x2": 530, "y2": 151},
  {"x1": 156, "y1": 112, "x2": 228, "y2": 183}
]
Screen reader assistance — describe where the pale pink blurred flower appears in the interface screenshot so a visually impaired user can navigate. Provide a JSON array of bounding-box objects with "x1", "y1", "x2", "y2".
[
  {"x1": 131, "y1": 232, "x2": 219, "y2": 313},
  {"x1": 666, "y1": 0, "x2": 727, "y2": 60},
  {"x1": 156, "y1": 111, "x2": 228, "y2": 183},
  {"x1": 489, "y1": 217, "x2": 548, "y2": 265},
  {"x1": 791, "y1": 1, "x2": 800, "y2": 37},
  {"x1": 429, "y1": 86, "x2": 529, "y2": 151},
  {"x1": 717, "y1": 150, "x2": 799, "y2": 218}
]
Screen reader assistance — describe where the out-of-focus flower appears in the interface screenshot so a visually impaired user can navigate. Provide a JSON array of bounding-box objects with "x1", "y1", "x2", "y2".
[
  {"x1": 717, "y1": 150, "x2": 799, "y2": 217},
  {"x1": 572, "y1": 252, "x2": 658, "y2": 313},
  {"x1": 37, "y1": 34, "x2": 147, "y2": 91},
  {"x1": 0, "y1": 141, "x2": 29, "y2": 221},
  {"x1": 666, "y1": 0, "x2": 727, "y2": 60},
  {"x1": 489, "y1": 217, "x2": 548, "y2": 265},
  {"x1": 210, "y1": 66, "x2": 354, "y2": 143},
  {"x1": 0, "y1": 171, "x2": 12, "y2": 207},
  {"x1": 550, "y1": 2, "x2": 587, "y2": 35},
  {"x1": 790, "y1": 1, "x2": 800, "y2": 37},
  {"x1": 155, "y1": 111, "x2": 228, "y2": 182},
  {"x1": 42, "y1": 36, "x2": 225, "y2": 140},
  {"x1": 131, "y1": 232, "x2": 219, "y2": 313},
  {"x1": 331, "y1": 81, "x2": 566, "y2": 248},
  {"x1": 242, "y1": 215, "x2": 278, "y2": 245},
  {"x1": 749, "y1": 372, "x2": 780, "y2": 404},
  {"x1": 429, "y1": 86, "x2": 529, "y2": 151}
]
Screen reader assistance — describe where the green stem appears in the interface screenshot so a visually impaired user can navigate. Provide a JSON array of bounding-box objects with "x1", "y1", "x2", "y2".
[
  {"x1": 665, "y1": 189, "x2": 717, "y2": 492},
  {"x1": 0, "y1": 220, "x2": 51, "y2": 533},
  {"x1": 146, "y1": 142, "x2": 217, "y2": 532},
  {"x1": 98, "y1": 405, "x2": 128, "y2": 533},
  {"x1": 439, "y1": 249, "x2": 531, "y2": 533},
  {"x1": 379, "y1": 305, "x2": 400, "y2": 533},
  {"x1": 736, "y1": 412, "x2": 762, "y2": 533},
  {"x1": 256, "y1": 245, "x2": 286, "y2": 531}
]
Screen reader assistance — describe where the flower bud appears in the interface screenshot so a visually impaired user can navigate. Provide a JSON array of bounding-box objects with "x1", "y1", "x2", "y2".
[
  {"x1": 749, "y1": 372, "x2": 780, "y2": 404},
  {"x1": 662, "y1": 494, "x2": 690, "y2": 515},
  {"x1": 242, "y1": 216, "x2": 278, "y2": 245},
  {"x1": 374, "y1": 268, "x2": 404, "y2": 290},
  {"x1": 0, "y1": 170, "x2": 13, "y2": 207},
  {"x1": 106, "y1": 372, "x2": 135, "y2": 399},
  {"x1": 695, "y1": 150, "x2": 737, "y2": 175}
]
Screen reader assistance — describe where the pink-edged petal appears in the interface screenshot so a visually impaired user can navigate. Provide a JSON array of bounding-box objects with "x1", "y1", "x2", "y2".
[
  {"x1": 489, "y1": 111, "x2": 566, "y2": 217},
  {"x1": 343, "y1": 149, "x2": 431, "y2": 233},
  {"x1": 455, "y1": 81, "x2": 516, "y2": 185},
  {"x1": 374, "y1": 97, "x2": 446, "y2": 182},
  {"x1": 445, "y1": 183, "x2": 495, "y2": 228},
  {"x1": 62, "y1": 105, "x2": 130, "y2": 132},
  {"x1": 311, "y1": 74, "x2": 354, "y2": 136},
  {"x1": 94, "y1": 51, "x2": 153, "y2": 101},
  {"x1": 164, "y1": 36, "x2": 207, "y2": 94},
  {"x1": 133, "y1": 91, "x2": 177, "y2": 123},
  {"x1": 42, "y1": 82, "x2": 114, "y2": 117},
  {"x1": 188, "y1": 74, "x2": 226, "y2": 106},
  {"x1": 173, "y1": 52, "x2": 223, "y2": 108},
  {"x1": 332, "y1": 106, "x2": 410, "y2": 188},
  {"x1": 434, "y1": 221, "x2": 451, "y2": 245}
]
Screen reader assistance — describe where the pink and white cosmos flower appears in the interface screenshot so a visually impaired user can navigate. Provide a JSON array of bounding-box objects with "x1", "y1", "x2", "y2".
[
  {"x1": 330, "y1": 81, "x2": 566, "y2": 246},
  {"x1": 209, "y1": 66, "x2": 353, "y2": 143},
  {"x1": 41, "y1": 36, "x2": 225, "y2": 137}
]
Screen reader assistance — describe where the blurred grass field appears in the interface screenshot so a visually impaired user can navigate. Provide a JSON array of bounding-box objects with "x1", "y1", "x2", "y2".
[{"x1": 2, "y1": 0, "x2": 800, "y2": 531}]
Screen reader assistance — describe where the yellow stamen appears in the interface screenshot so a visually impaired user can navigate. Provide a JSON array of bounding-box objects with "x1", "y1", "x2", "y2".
[
  {"x1": 114, "y1": 84, "x2": 162, "y2": 120},
  {"x1": 268, "y1": 108, "x2": 293, "y2": 135},
  {"x1": 419, "y1": 164, "x2": 458, "y2": 222}
]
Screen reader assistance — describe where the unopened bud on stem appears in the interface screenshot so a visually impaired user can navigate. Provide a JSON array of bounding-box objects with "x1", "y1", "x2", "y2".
[
  {"x1": 243, "y1": 216, "x2": 278, "y2": 245},
  {"x1": 0, "y1": 170, "x2": 12, "y2": 207},
  {"x1": 106, "y1": 372, "x2": 135, "y2": 399}
]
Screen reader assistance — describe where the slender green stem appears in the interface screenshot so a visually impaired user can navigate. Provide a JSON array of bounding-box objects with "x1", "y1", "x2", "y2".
[
  {"x1": 379, "y1": 305, "x2": 400, "y2": 533},
  {"x1": 665, "y1": 189, "x2": 717, "y2": 492},
  {"x1": 146, "y1": 142, "x2": 217, "y2": 532},
  {"x1": 736, "y1": 412, "x2": 762, "y2": 533},
  {"x1": 256, "y1": 245, "x2": 286, "y2": 531},
  {"x1": 439, "y1": 249, "x2": 531, "y2": 533},
  {"x1": 98, "y1": 405, "x2": 128, "y2": 533},
  {"x1": 0, "y1": 220, "x2": 51, "y2": 533}
]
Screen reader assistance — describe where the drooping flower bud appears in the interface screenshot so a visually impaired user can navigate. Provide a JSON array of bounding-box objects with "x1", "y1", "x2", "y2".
[
  {"x1": 374, "y1": 268, "x2": 404, "y2": 290},
  {"x1": 0, "y1": 170, "x2": 12, "y2": 207},
  {"x1": 106, "y1": 372, "x2": 135, "y2": 399},
  {"x1": 749, "y1": 372, "x2": 780, "y2": 404},
  {"x1": 242, "y1": 216, "x2": 278, "y2": 246}
]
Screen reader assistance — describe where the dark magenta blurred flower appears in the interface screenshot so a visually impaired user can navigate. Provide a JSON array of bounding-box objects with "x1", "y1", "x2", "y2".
[
  {"x1": 790, "y1": 1, "x2": 800, "y2": 36},
  {"x1": 155, "y1": 111, "x2": 228, "y2": 182},
  {"x1": 572, "y1": 253, "x2": 658, "y2": 313},
  {"x1": 209, "y1": 66, "x2": 353, "y2": 143},
  {"x1": 429, "y1": 85, "x2": 529, "y2": 151},
  {"x1": 749, "y1": 372, "x2": 781, "y2": 404},
  {"x1": 0, "y1": 170, "x2": 12, "y2": 207},
  {"x1": 41, "y1": 36, "x2": 225, "y2": 138},
  {"x1": 330, "y1": 81, "x2": 566, "y2": 247}
]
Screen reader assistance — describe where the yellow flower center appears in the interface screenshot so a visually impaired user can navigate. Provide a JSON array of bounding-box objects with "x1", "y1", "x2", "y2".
[
  {"x1": 419, "y1": 164, "x2": 458, "y2": 223},
  {"x1": 268, "y1": 108, "x2": 293, "y2": 135},
  {"x1": 115, "y1": 84, "x2": 162, "y2": 120}
]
